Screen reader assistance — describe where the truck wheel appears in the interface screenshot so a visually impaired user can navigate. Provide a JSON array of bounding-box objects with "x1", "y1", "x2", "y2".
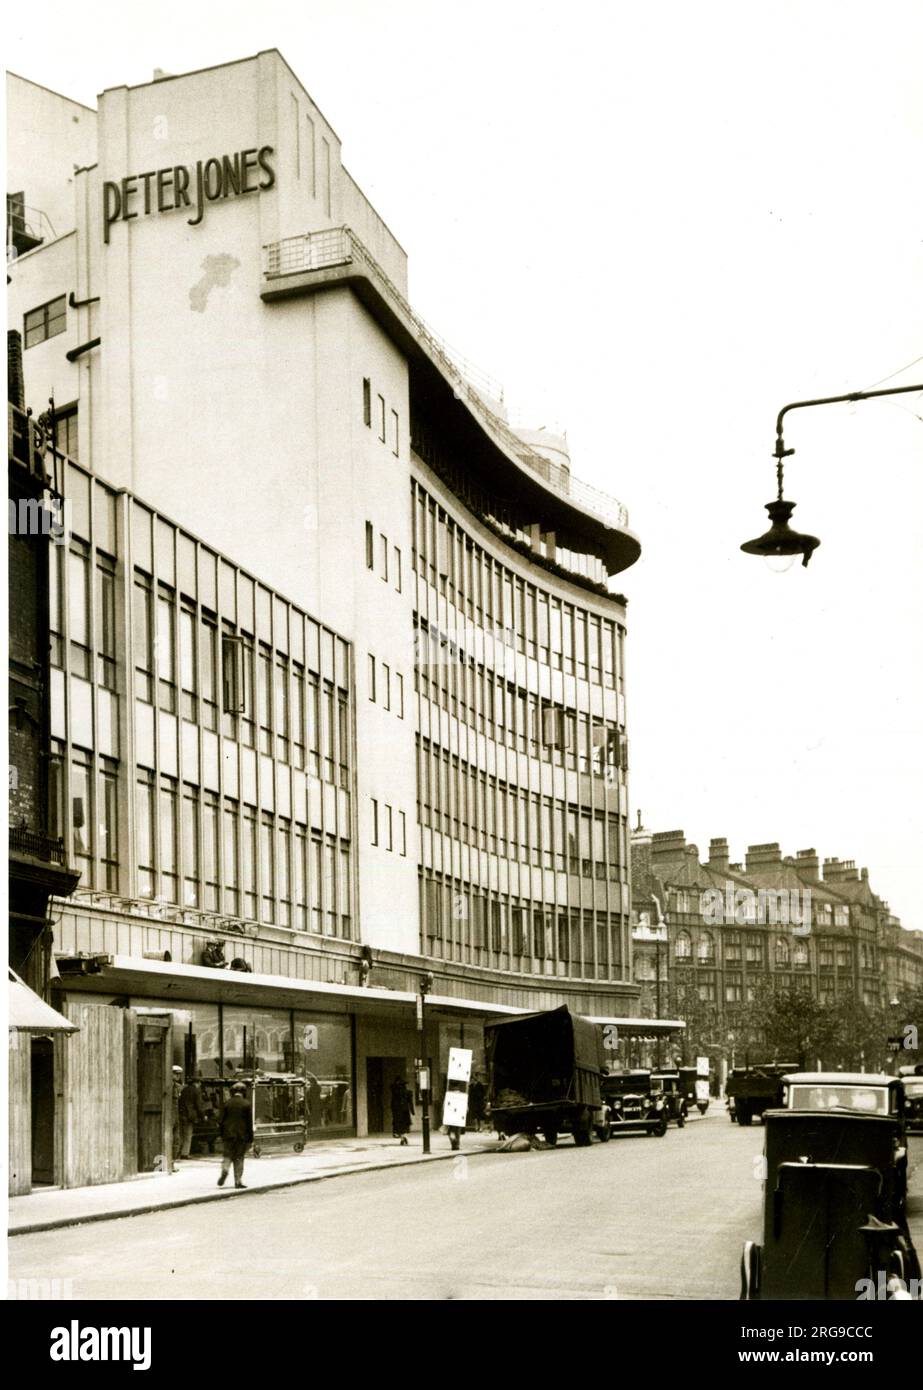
[
  {"x1": 678, "y1": 1113, "x2": 686, "y2": 1128},
  {"x1": 737, "y1": 1105, "x2": 752, "y2": 1127},
  {"x1": 544, "y1": 1129, "x2": 558, "y2": 1147}
]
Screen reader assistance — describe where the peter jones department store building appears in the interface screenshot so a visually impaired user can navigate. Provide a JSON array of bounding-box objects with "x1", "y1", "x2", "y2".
[{"x1": 7, "y1": 51, "x2": 654, "y2": 1180}]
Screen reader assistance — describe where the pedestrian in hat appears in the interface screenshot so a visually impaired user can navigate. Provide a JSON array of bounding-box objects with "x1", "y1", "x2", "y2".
[{"x1": 217, "y1": 1082, "x2": 253, "y2": 1188}]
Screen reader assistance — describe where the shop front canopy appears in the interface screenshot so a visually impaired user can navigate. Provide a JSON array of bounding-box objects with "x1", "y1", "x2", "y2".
[{"x1": 8, "y1": 968, "x2": 78, "y2": 1033}]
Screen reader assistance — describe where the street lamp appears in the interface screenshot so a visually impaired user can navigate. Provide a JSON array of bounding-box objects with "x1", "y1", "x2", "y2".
[{"x1": 741, "y1": 382, "x2": 923, "y2": 568}]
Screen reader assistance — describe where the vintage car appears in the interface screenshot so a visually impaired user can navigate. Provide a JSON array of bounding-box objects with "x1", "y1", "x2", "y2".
[
  {"x1": 902, "y1": 1075, "x2": 923, "y2": 1135},
  {"x1": 650, "y1": 1070, "x2": 688, "y2": 1127},
  {"x1": 601, "y1": 1070, "x2": 668, "y2": 1138},
  {"x1": 740, "y1": 1073, "x2": 921, "y2": 1300}
]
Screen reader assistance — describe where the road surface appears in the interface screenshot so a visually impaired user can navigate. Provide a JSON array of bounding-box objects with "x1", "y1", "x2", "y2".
[{"x1": 10, "y1": 1105, "x2": 770, "y2": 1300}]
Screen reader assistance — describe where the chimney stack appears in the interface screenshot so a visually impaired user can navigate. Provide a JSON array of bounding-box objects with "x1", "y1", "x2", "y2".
[
  {"x1": 651, "y1": 830, "x2": 686, "y2": 861},
  {"x1": 745, "y1": 842, "x2": 783, "y2": 873},
  {"x1": 708, "y1": 837, "x2": 729, "y2": 873},
  {"x1": 795, "y1": 848, "x2": 820, "y2": 883}
]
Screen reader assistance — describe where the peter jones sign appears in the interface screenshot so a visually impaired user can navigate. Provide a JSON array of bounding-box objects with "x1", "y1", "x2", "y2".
[{"x1": 103, "y1": 146, "x2": 275, "y2": 243}]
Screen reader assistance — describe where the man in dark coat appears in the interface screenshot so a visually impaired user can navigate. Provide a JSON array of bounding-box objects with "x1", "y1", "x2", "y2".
[
  {"x1": 217, "y1": 1082, "x2": 253, "y2": 1188},
  {"x1": 178, "y1": 1077, "x2": 205, "y2": 1158},
  {"x1": 390, "y1": 1076, "x2": 414, "y2": 1146}
]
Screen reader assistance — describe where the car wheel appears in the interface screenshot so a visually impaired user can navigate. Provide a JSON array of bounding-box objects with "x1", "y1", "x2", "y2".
[
  {"x1": 595, "y1": 1127, "x2": 611, "y2": 1143},
  {"x1": 294, "y1": 1142, "x2": 304, "y2": 1153},
  {"x1": 544, "y1": 1129, "x2": 558, "y2": 1147},
  {"x1": 678, "y1": 1114, "x2": 686, "y2": 1128},
  {"x1": 653, "y1": 1118, "x2": 667, "y2": 1138}
]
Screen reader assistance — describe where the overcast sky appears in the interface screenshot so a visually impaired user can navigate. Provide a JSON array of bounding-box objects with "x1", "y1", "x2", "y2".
[{"x1": 8, "y1": 1, "x2": 923, "y2": 929}]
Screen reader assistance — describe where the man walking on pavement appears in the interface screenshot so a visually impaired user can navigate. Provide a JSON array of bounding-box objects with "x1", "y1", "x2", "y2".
[
  {"x1": 178, "y1": 1075, "x2": 205, "y2": 1158},
  {"x1": 217, "y1": 1082, "x2": 253, "y2": 1189}
]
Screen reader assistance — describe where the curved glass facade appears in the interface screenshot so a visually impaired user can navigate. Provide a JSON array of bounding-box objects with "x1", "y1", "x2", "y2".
[{"x1": 411, "y1": 476, "x2": 631, "y2": 983}]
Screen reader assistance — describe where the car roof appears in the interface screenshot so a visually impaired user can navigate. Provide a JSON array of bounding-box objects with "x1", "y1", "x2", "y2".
[{"x1": 782, "y1": 1072, "x2": 895, "y2": 1086}]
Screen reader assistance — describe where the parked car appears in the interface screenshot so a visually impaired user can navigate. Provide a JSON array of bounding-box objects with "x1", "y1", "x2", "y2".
[
  {"x1": 741, "y1": 1073, "x2": 920, "y2": 1300},
  {"x1": 651, "y1": 1070, "x2": 688, "y2": 1127},
  {"x1": 485, "y1": 1005, "x2": 607, "y2": 1147},
  {"x1": 902, "y1": 1076, "x2": 923, "y2": 1135},
  {"x1": 601, "y1": 1070, "x2": 668, "y2": 1138},
  {"x1": 726, "y1": 1062, "x2": 799, "y2": 1125}
]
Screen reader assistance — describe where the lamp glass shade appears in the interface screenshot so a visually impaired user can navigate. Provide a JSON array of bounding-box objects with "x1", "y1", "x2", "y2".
[{"x1": 741, "y1": 499, "x2": 820, "y2": 568}]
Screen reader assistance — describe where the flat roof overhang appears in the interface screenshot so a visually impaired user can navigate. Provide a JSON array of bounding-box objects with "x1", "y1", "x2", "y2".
[
  {"x1": 55, "y1": 956, "x2": 664, "y2": 1029},
  {"x1": 261, "y1": 261, "x2": 641, "y2": 578}
]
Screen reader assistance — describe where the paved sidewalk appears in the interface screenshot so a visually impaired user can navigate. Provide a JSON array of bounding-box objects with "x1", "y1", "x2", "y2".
[{"x1": 9, "y1": 1131, "x2": 499, "y2": 1236}]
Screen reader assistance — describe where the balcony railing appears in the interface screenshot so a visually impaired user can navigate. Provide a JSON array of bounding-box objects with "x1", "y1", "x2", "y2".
[
  {"x1": 264, "y1": 227, "x2": 630, "y2": 530},
  {"x1": 7, "y1": 203, "x2": 56, "y2": 257},
  {"x1": 10, "y1": 826, "x2": 66, "y2": 864}
]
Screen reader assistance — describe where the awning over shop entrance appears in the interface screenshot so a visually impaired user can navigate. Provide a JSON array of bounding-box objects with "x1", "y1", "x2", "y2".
[{"x1": 8, "y1": 968, "x2": 78, "y2": 1033}]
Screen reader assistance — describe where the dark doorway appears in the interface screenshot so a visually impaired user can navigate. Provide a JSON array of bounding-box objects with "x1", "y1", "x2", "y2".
[
  {"x1": 366, "y1": 1057, "x2": 410, "y2": 1135},
  {"x1": 30, "y1": 1037, "x2": 55, "y2": 1184},
  {"x1": 138, "y1": 1025, "x2": 168, "y2": 1171}
]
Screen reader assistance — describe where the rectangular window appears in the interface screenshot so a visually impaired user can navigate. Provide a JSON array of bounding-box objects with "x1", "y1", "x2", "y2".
[
  {"x1": 292, "y1": 664, "x2": 306, "y2": 768},
  {"x1": 324, "y1": 839, "x2": 337, "y2": 933},
  {"x1": 363, "y1": 378, "x2": 371, "y2": 428},
  {"x1": 368, "y1": 653, "x2": 376, "y2": 702},
  {"x1": 394, "y1": 547, "x2": 402, "y2": 593},
  {"x1": 399, "y1": 810, "x2": 407, "y2": 857},
  {"x1": 339, "y1": 843, "x2": 351, "y2": 936},
  {"x1": 258, "y1": 646, "x2": 273, "y2": 755},
  {"x1": 365, "y1": 520, "x2": 374, "y2": 568},
  {"x1": 180, "y1": 606, "x2": 197, "y2": 720},
  {"x1": 371, "y1": 798, "x2": 379, "y2": 846},
  {"x1": 377, "y1": 394, "x2": 386, "y2": 442},
  {"x1": 201, "y1": 619, "x2": 218, "y2": 730},
  {"x1": 382, "y1": 663, "x2": 391, "y2": 711},
  {"x1": 275, "y1": 658, "x2": 290, "y2": 761},
  {"x1": 136, "y1": 774, "x2": 155, "y2": 897},
  {"x1": 24, "y1": 294, "x2": 66, "y2": 349},
  {"x1": 203, "y1": 792, "x2": 219, "y2": 910},
  {"x1": 183, "y1": 785, "x2": 200, "y2": 906},
  {"x1": 156, "y1": 588, "x2": 176, "y2": 712},
  {"x1": 396, "y1": 672, "x2": 404, "y2": 719},
  {"x1": 261, "y1": 814, "x2": 275, "y2": 922},
  {"x1": 379, "y1": 533, "x2": 388, "y2": 581},
  {"x1": 277, "y1": 821, "x2": 292, "y2": 927},
  {"x1": 100, "y1": 761, "x2": 119, "y2": 891},
  {"x1": 223, "y1": 800, "x2": 239, "y2": 914},
  {"x1": 160, "y1": 778, "x2": 178, "y2": 902},
  {"x1": 70, "y1": 753, "x2": 92, "y2": 884},
  {"x1": 242, "y1": 807, "x2": 257, "y2": 920},
  {"x1": 68, "y1": 546, "x2": 90, "y2": 678},
  {"x1": 96, "y1": 557, "x2": 116, "y2": 689},
  {"x1": 385, "y1": 804, "x2": 393, "y2": 853},
  {"x1": 337, "y1": 697, "x2": 349, "y2": 788},
  {"x1": 310, "y1": 838, "x2": 323, "y2": 933},
  {"x1": 391, "y1": 409, "x2": 399, "y2": 456}
]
